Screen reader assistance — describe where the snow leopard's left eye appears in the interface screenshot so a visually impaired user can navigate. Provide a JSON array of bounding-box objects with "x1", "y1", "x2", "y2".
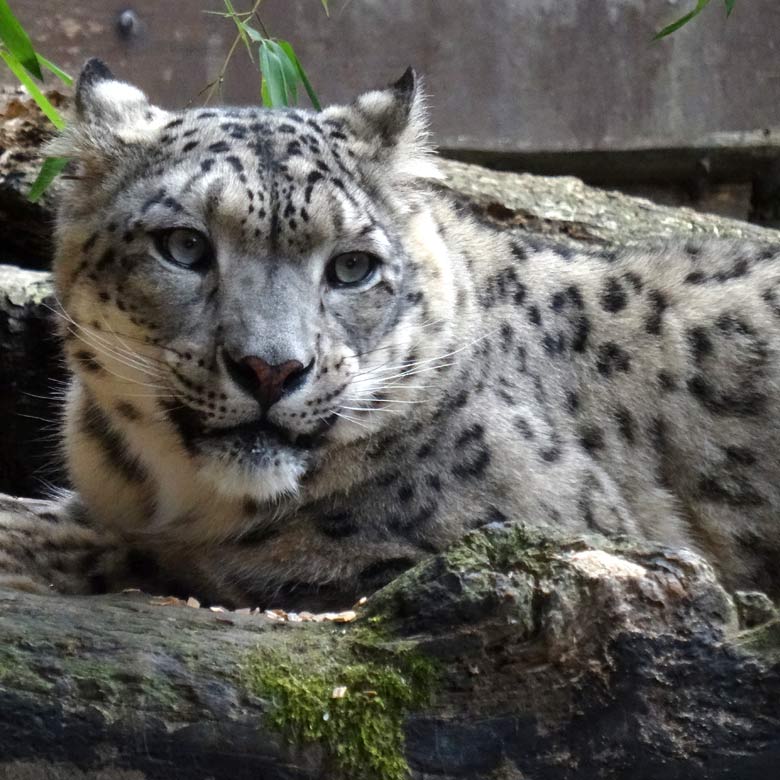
[
  {"x1": 326, "y1": 252, "x2": 379, "y2": 287},
  {"x1": 154, "y1": 228, "x2": 213, "y2": 270}
]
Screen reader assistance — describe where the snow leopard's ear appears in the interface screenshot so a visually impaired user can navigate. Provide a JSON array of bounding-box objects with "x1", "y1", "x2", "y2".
[
  {"x1": 323, "y1": 68, "x2": 441, "y2": 181},
  {"x1": 353, "y1": 68, "x2": 424, "y2": 146},
  {"x1": 47, "y1": 59, "x2": 171, "y2": 166}
]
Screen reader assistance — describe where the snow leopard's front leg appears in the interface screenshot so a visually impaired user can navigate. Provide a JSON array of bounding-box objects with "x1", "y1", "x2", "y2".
[{"x1": 0, "y1": 493, "x2": 129, "y2": 595}]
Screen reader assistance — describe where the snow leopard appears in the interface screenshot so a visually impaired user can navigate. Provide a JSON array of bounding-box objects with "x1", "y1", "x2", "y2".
[{"x1": 1, "y1": 58, "x2": 780, "y2": 609}]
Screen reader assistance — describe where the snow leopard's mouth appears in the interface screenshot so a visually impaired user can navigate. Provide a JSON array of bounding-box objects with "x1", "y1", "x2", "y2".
[
  {"x1": 204, "y1": 417, "x2": 333, "y2": 450},
  {"x1": 163, "y1": 402, "x2": 335, "y2": 455}
]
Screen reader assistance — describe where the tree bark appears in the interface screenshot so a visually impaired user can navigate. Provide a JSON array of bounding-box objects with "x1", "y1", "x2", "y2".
[{"x1": 1, "y1": 523, "x2": 778, "y2": 780}]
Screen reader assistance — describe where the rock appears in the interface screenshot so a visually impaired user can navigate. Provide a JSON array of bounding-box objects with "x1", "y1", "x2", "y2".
[{"x1": 734, "y1": 590, "x2": 779, "y2": 629}]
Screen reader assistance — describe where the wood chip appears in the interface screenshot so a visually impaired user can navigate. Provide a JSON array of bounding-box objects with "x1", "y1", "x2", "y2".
[
  {"x1": 186, "y1": 597, "x2": 201, "y2": 609},
  {"x1": 209, "y1": 605, "x2": 227, "y2": 612},
  {"x1": 331, "y1": 686, "x2": 348, "y2": 699},
  {"x1": 331, "y1": 610, "x2": 357, "y2": 623},
  {"x1": 149, "y1": 596, "x2": 185, "y2": 607}
]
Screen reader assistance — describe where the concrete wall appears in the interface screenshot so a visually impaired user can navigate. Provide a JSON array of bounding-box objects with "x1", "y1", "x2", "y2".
[{"x1": 9, "y1": 0, "x2": 780, "y2": 155}]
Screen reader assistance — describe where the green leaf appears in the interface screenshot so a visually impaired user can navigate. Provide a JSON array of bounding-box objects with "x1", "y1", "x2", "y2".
[
  {"x1": 261, "y1": 75, "x2": 271, "y2": 107},
  {"x1": 654, "y1": 0, "x2": 713, "y2": 39},
  {"x1": 36, "y1": 54, "x2": 72, "y2": 86},
  {"x1": 259, "y1": 43, "x2": 288, "y2": 107},
  {"x1": 0, "y1": 0, "x2": 43, "y2": 80},
  {"x1": 278, "y1": 40, "x2": 321, "y2": 111},
  {"x1": 266, "y1": 40, "x2": 298, "y2": 104},
  {"x1": 0, "y1": 49, "x2": 64, "y2": 127},
  {"x1": 654, "y1": 9, "x2": 700, "y2": 38},
  {"x1": 320, "y1": 0, "x2": 330, "y2": 16},
  {"x1": 724, "y1": 0, "x2": 736, "y2": 15},
  {"x1": 240, "y1": 21, "x2": 264, "y2": 43},
  {"x1": 27, "y1": 155, "x2": 68, "y2": 202}
]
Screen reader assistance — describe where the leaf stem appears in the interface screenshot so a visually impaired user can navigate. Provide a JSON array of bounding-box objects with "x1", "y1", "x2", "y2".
[{"x1": 200, "y1": 0, "x2": 265, "y2": 105}]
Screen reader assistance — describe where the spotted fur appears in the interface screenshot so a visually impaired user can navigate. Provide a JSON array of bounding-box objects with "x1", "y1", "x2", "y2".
[{"x1": 2, "y1": 59, "x2": 780, "y2": 607}]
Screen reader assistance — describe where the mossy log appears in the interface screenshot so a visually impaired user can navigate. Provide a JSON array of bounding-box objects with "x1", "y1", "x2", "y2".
[
  {"x1": 2, "y1": 91, "x2": 780, "y2": 779},
  {"x1": 1, "y1": 522, "x2": 779, "y2": 780}
]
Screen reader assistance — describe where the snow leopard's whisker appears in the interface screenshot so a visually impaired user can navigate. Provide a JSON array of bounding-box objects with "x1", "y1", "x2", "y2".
[
  {"x1": 93, "y1": 365, "x2": 171, "y2": 392},
  {"x1": 69, "y1": 328, "x2": 167, "y2": 380},
  {"x1": 350, "y1": 360, "x2": 454, "y2": 383},
  {"x1": 344, "y1": 394, "x2": 434, "y2": 405},
  {"x1": 48, "y1": 299, "x2": 167, "y2": 375},
  {"x1": 350, "y1": 383, "x2": 439, "y2": 392},
  {"x1": 353, "y1": 328, "x2": 498, "y2": 380},
  {"x1": 66, "y1": 326, "x2": 169, "y2": 382},
  {"x1": 331, "y1": 411, "x2": 372, "y2": 430},
  {"x1": 63, "y1": 333, "x2": 172, "y2": 390},
  {"x1": 15, "y1": 411, "x2": 63, "y2": 425},
  {"x1": 99, "y1": 315, "x2": 172, "y2": 370},
  {"x1": 340, "y1": 405, "x2": 402, "y2": 415},
  {"x1": 356, "y1": 362, "x2": 457, "y2": 385},
  {"x1": 350, "y1": 319, "x2": 448, "y2": 361},
  {"x1": 47, "y1": 303, "x2": 167, "y2": 378},
  {"x1": 78, "y1": 320, "x2": 166, "y2": 375},
  {"x1": 117, "y1": 392, "x2": 180, "y2": 399},
  {"x1": 22, "y1": 389, "x2": 69, "y2": 402}
]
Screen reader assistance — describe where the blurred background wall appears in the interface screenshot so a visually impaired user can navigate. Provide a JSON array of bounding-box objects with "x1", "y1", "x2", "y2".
[{"x1": 7, "y1": 0, "x2": 780, "y2": 223}]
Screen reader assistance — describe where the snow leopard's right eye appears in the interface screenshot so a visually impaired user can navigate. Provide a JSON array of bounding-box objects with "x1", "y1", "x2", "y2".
[{"x1": 154, "y1": 228, "x2": 213, "y2": 271}]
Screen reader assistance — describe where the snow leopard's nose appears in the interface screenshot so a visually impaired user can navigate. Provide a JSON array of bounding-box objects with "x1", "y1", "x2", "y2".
[{"x1": 224, "y1": 352, "x2": 314, "y2": 411}]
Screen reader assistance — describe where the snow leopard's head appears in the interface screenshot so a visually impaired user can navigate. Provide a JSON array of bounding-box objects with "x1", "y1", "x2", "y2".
[{"x1": 52, "y1": 59, "x2": 454, "y2": 503}]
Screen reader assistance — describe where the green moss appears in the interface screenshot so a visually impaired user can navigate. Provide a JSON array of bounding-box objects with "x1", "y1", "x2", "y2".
[
  {"x1": 447, "y1": 522, "x2": 560, "y2": 575},
  {"x1": 735, "y1": 618, "x2": 780, "y2": 663},
  {"x1": 0, "y1": 646, "x2": 53, "y2": 694},
  {"x1": 242, "y1": 626, "x2": 438, "y2": 780}
]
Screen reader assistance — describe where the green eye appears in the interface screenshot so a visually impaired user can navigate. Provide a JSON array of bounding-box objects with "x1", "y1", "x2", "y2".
[
  {"x1": 326, "y1": 252, "x2": 379, "y2": 287},
  {"x1": 156, "y1": 228, "x2": 212, "y2": 269}
]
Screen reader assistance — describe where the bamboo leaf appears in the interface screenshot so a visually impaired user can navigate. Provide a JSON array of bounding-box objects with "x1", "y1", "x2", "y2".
[
  {"x1": 0, "y1": 49, "x2": 64, "y2": 127},
  {"x1": 27, "y1": 156, "x2": 68, "y2": 202},
  {"x1": 0, "y1": 0, "x2": 43, "y2": 80},
  {"x1": 654, "y1": 0, "x2": 713, "y2": 39},
  {"x1": 259, "y1": 44, "x2": 288, "y2": 107},
  {"x1": 266, "y1": 40, "x2": 298, "y2": 104},
  {"x1": 36, "y1": 54, "x2": 72, "y2": 86},
  {"x1": 240, "y1": 21, "x2": 264, "y2": 43},
  {"x1": 261, "y1": 75, "x2": 271, "y2": 107},
  {"x1": 278, "y1": 40, "x2": 321, "y2": 111},
  {"x1": 320, "y1": 0, "x2": 330, "y2": 16}
]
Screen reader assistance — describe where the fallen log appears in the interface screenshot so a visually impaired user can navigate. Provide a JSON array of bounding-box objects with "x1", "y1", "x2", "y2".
[{"x1": 1, "y1": 522, "x2": 779, "y2": 780}]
